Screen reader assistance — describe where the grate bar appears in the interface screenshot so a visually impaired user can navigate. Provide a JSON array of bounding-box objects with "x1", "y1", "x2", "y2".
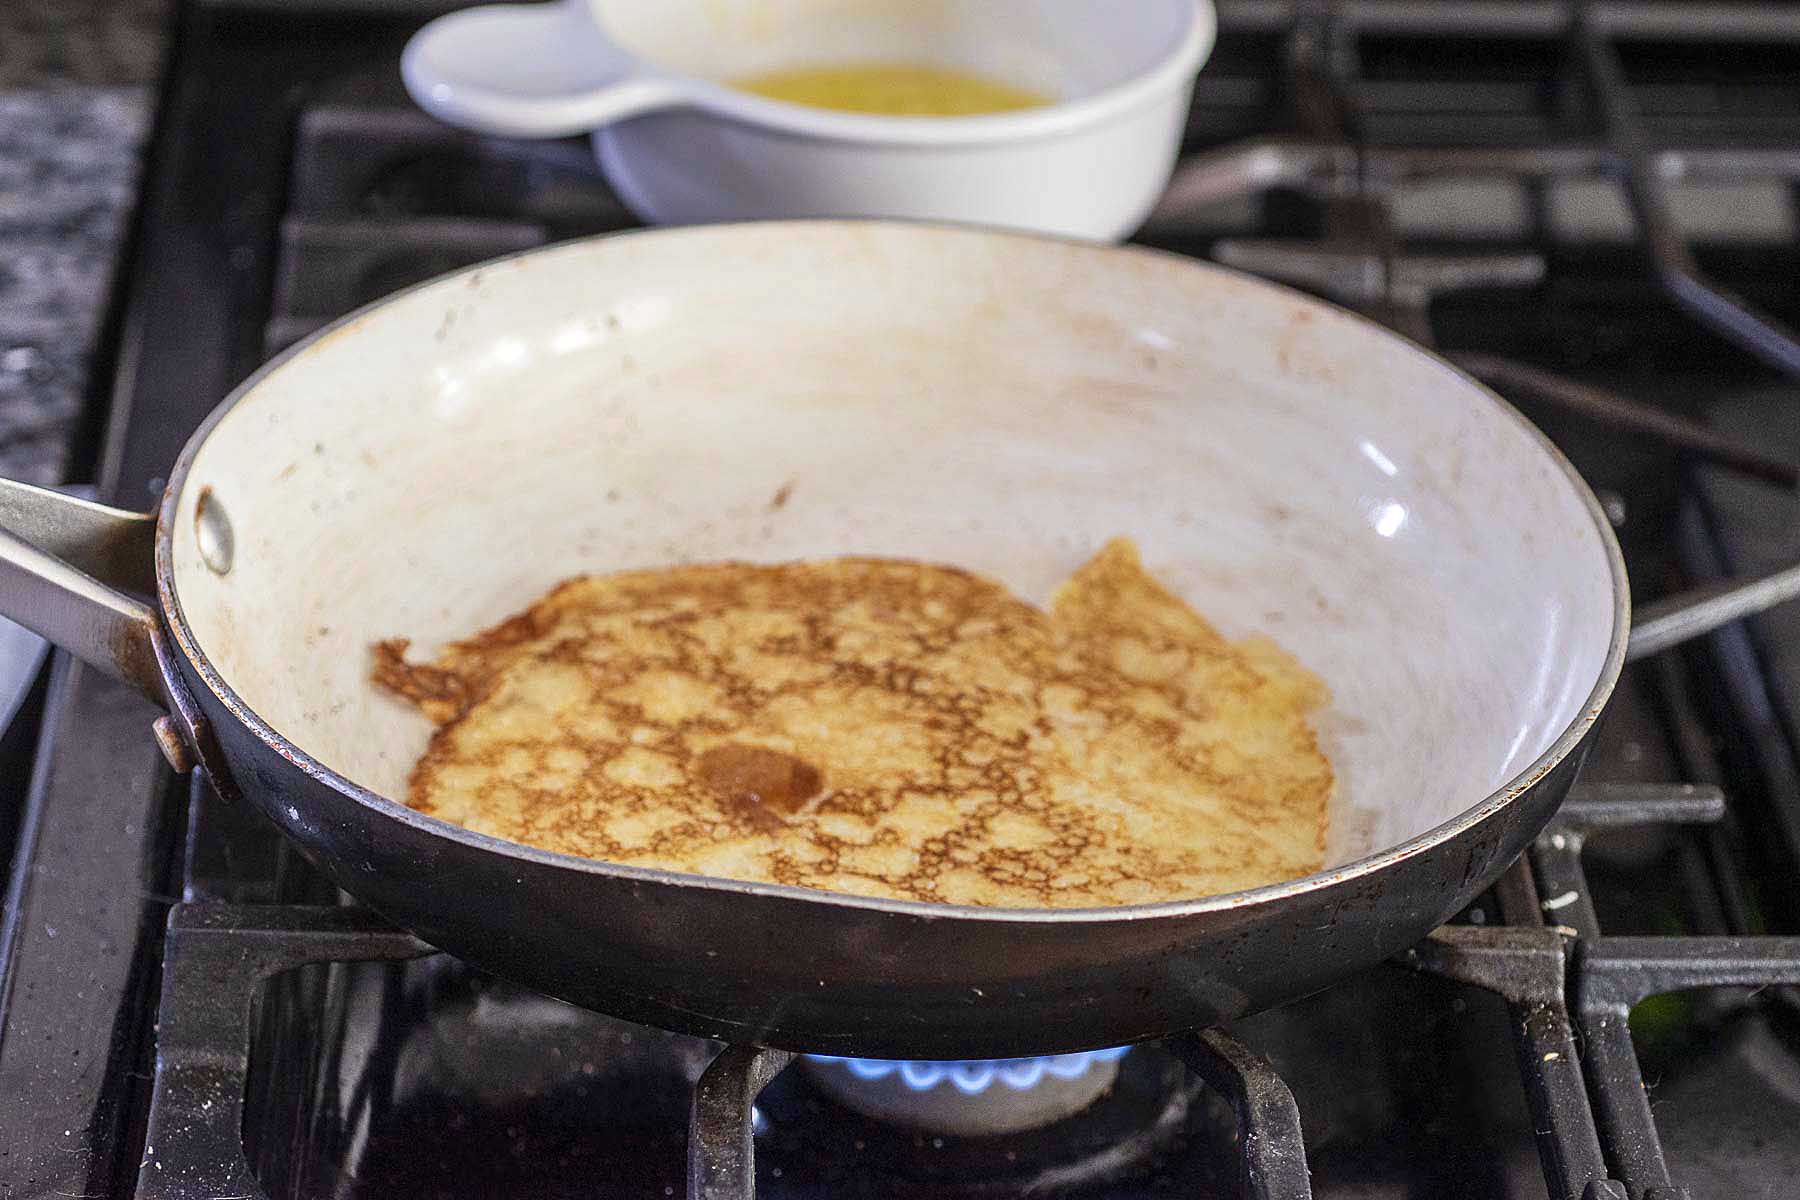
[
  {"x1": 1175, "y1": 1029, "x2": 1315, "y2": 1200},
  {"x1": 1534, "y1": 783, "x2": 1800, "y2": 1200},
  {"x1": 1557, "y1": 784, "x2": 1728, "y2": 829},
  {"x1": 1214, "y1": 1, "x2": 1800, "y2": 40},
  {"x1": 1495, "y1": 854, "x2": 1548, "y2": 926},
  {"x1": 1576, "y1": 932, "x2": 1800, "y2": 1197},
  {"x1": 1449, "y1": 356, "x2": 1800, "y2": 490},
  {"x1": 1528, "y1": 814, "x2": 1672, "y2": 1197},
  {"x1": 1580, "y1": 936, "x2": 1800, "y2": 1010},
  {"x1": 136, "y1": 905, "x2": 433, "y2": 1200},
  {"x1": 1576, "y1": 1010, "x2": 1687, "y2": 1200},
  {"x1": 1405, "y1": 925, "x2": 1612, "y2": 1200},
  {"x1": 1532, "y1": 833, "x2": 1604, "y2": 941},
  {"x1": 1573, "y1": 4, "x2": 1800, "y2": 379},
  {"x1": 1628, "y1": 562, "x2": 1800, "y2": 662},
  {"x1": 1149, "y1": 140, "x2": 1800, "y2": 236},
  {"x1": 688, "y1": 1046, "x2": 796, "y2": 1200}
]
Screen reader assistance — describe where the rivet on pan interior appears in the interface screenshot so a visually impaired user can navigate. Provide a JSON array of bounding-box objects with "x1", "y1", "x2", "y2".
[{"x1": 195, "y1": 486, "x2": 234, "y2": 575}]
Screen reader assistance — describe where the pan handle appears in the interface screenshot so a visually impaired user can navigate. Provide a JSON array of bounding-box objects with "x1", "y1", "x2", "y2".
[{"x1": 0, "y1": 479, "x2": 164, "y2": 703}]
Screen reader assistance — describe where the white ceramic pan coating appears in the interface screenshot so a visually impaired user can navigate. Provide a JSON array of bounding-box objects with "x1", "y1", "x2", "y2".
[{"x1": 176, "y1": 222, "x2": 1620, "y2": 860}]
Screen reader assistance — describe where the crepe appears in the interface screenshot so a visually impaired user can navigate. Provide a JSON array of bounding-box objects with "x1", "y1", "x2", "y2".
[{"x1": 372, "y1": 539, "x2": 1332, "y2": 908}]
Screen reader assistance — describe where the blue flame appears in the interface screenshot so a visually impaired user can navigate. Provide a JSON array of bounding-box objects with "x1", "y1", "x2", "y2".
[{"x1": 807, "y1": 1047, "x2": 1128, "y2": 1095}]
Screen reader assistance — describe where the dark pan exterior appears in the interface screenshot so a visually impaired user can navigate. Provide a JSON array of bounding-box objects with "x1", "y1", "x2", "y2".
[{"x1": 188, "y1": 651, "x2": 1592, "y2": 1060}]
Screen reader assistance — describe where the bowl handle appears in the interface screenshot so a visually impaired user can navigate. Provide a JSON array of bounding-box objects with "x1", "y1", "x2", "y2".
[
  {"x1": 0, "y1": 479, "x2": 163, "y2": 703},
  {"x1": 402, "y1": 0, "x2": 688, "y2": 138}
]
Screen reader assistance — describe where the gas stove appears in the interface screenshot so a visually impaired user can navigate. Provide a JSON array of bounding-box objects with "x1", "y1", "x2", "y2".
[{"x1": 4, "y1": 2, "x2": 1800, "y2": 1198}]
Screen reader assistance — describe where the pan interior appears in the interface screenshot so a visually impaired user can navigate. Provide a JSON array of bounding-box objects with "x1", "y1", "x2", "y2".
[{"x1": 168, "y1": 223, "x2": 1617, "y2": 874}]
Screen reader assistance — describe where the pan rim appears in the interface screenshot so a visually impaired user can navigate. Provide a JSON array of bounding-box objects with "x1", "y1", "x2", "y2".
[{"x1": 154, "y1": 218, "x2": 1631, "y2": 926}]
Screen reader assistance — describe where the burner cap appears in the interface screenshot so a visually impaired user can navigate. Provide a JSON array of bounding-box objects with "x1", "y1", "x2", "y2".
[{"x1": 801, "y1": 1049, "x2": 1129, "y2": 1136}]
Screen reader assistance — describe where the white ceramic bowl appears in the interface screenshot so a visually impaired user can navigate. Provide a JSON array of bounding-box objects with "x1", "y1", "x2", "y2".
[{"x1": 402, "y1": 0, "x2": 1214, "y2": 241}]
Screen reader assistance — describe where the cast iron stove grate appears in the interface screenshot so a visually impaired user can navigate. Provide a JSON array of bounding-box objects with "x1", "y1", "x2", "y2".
[{"x1": 128, "y1": 786, "x2": 1800, "y2": 1200}]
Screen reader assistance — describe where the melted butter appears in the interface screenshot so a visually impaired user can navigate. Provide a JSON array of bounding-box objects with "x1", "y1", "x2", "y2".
[{"x1": 730, "y1": 62, "x2": 1050, "y2": 116}]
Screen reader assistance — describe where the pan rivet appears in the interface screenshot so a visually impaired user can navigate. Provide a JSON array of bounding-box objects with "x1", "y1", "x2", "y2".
[
  {"x1": 195, "y1": 487, "x2": 234, "y2": 575},
  {"x1": 151, "y1": 716, "x2": 196, "y2": 774}
]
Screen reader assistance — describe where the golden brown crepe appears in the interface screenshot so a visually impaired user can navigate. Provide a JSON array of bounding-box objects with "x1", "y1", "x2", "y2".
[{"x1": 372, "y1": 539, "x2": 1332, "y2": 908}]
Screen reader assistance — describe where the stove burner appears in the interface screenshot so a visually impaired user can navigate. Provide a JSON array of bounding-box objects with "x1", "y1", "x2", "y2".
[
  {"x1": 756, "y1": 1045, "x2": 1202, "y2": 1195},
  {"x1": 801, "y1": 1048, "x2": 1129, "y2": 1136}
]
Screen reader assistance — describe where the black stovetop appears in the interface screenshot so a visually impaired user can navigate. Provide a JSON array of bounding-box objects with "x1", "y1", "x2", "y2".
[{"x1": 4, "y1": 3, "x2": 1800, "y2": 1198}]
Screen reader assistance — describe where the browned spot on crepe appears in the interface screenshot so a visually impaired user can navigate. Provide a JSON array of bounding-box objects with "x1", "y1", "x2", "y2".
[
  {"x1": 372, "y1": 538, "x2": 1333, "y2": 908},
  {"x1": 695, "y1": 743, "x2": 824, "y2": 833}
]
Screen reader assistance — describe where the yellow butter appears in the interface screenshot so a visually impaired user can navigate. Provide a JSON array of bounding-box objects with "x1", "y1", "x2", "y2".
[{"x1": 731, "y1": 62, "x2": 1050, "y2": 116}]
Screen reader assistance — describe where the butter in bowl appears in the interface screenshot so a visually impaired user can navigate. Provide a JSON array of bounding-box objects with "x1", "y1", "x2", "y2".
[{"x1": 401, "y1": 0, "x2": 1215, "y2": 241}]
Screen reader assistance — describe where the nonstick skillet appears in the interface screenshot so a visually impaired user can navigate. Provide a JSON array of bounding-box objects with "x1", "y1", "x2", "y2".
[{"x1": 0, "y1": 222, "x2": 1629, "y2": 1059}]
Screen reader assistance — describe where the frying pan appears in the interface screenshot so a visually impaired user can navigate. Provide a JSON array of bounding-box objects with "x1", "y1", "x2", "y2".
[{"x1": 0, "y1": 222, "x2": 1628, "y2": 1059}]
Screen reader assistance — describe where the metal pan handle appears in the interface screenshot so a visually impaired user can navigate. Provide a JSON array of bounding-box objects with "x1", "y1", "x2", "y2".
[{"x1": 0, "y1": 478, "x2": 163, "y2": 703}]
